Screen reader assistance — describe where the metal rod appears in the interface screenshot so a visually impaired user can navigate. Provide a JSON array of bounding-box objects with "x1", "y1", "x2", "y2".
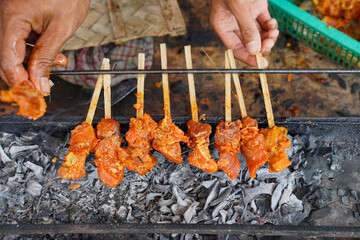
[
  {"x1": 50, "y1": 69, "x2": 360, "y2": 75},
  {"x1": 1, "y1": 223, "x2": 360, "y2": 237}
]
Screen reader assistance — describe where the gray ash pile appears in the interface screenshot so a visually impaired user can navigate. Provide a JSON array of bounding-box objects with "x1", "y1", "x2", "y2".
[{"x1": 0, "y1": 119, "x2": 359, "y2": 237}]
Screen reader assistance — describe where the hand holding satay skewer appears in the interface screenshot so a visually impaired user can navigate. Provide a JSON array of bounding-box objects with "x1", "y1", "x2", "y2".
[
  {"x1": 214, "y1": 53, "x2": 242, "y2": 179},
  {"x1": 226, "y1": 50, "x2": 269, "y2": 178},
  {"x1": 256, "y1": 53, "x2": 292, "y2": 173},
  {"x1": 184, "y1": 45, "x2": 218, "y2": 173},
  {"x1": 93, "y1": 59, "x2": 125, "y2": 188},
  {"x1": 58, "y1": 58, "x2": 109, "y2": 180},
  {"x1": 152, "y1": 44, "x2": 189, "y2": 164}
]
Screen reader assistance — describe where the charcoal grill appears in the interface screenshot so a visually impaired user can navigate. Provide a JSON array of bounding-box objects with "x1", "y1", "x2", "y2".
[{"x1": 0, "y1": 115, "x2": 359, "y2": 238}]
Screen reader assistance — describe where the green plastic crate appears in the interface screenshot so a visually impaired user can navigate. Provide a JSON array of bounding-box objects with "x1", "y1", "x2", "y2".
[{"x1": 268, "y1": 0, "x2": 360, "y2": 69}]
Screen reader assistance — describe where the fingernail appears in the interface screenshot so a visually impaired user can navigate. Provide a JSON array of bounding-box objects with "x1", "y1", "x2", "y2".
[
  {"x1": 246, "y1": 41, "x2": 260, "y2": 55},
  {"x1": 269, "y1": 22, "x2": 276, "y2": 29},
  {"x1": 40, "y1": 77, "x2": 50, "y2": 94}
]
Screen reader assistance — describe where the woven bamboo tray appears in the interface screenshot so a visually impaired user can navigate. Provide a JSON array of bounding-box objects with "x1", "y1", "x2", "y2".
[{"x1": 62, "y1": 0, "x2": 186, "y2": 51}]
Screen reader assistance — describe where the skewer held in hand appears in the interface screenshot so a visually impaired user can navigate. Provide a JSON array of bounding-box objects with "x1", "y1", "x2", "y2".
[
  {"x1": 86, "y1": 58, "x2": 110, "y2": 124},
  {"x1": 256, "y1": 52, "x2": 275, "y2": 128},
  {"x1": 160, "y1": 43, "x2": 171, "y2": 119},
  {"x1": 103, "y1": 60, "x2": 111, "y2": 119},
  {"x1": 224, "y1": 52, "x2": 231, "y2": 122},
  {"x1": 184, "y1": 45, "x2": 199, "y2": 122},
  {"x1": 226, "y1": 50, "x2": 247, "y2": 118},
  {"x1": 137, "y1": 53, "x2": 145, "y2": 119}
]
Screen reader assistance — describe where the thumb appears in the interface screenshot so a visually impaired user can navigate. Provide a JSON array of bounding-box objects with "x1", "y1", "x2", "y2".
[
  {"x1": 28, "y1": 25, "x2": 71, "y2": 95},
  {"x1": 226, "y1": 0, "x2": 261, "y2": 55}
]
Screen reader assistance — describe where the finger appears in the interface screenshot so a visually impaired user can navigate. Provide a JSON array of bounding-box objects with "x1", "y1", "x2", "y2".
[
  {"x1": 257, "y1": 10, "x2": 276, "y2": 31},
  {"x1": 261, "y1": 39, "x2": 276, "y2": 56},
  {"x1": 0, "y1": 21, "x2": 31, "y2": 87},
  {"x1": 262, "y1": 18, "x2": 278, "y2": 31},
  {"x1": 261, "y1": 29, "x2": 279, "y2": 41},
  {"x1": 28, "y1": 22, "x2": 73, "y2": 94},
  {"x1": 226, "y1": 0, "x2": 261, "y2": 55}
]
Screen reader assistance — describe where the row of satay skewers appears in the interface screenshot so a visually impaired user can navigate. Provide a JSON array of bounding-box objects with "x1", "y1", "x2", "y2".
[{"x1": 58, "y1": 44, "x2": 292, "y2": 188}]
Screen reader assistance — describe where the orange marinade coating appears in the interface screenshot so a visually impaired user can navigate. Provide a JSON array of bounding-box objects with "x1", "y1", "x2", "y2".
[
  {"x1": 186, "y1": 120, "x2": 218, "y2": 173},
  {"x1": 260, "y1": 126, "x2": 292, "y2": 173},
  {"x1": 94, "y1": 118, "x2": 124, "y2": 188},
  {"x1": 0, "y1": 81, "x2": 46, "y2": 120},
  {"x1": 215, "y1": 120, "x2": 242, "y2": 179},
  {"x1": 153, "y1": 118, "x2": 189, "y2": 164},
  {"x1": 58, "y1": 121, "x2": 97, "y2": 179},
  {"x1": 240, "y1": 117, "x2": 269, "y2": 178},
  {"x1": 119, "y1": 113, "x2": 158, "y2": 175}
]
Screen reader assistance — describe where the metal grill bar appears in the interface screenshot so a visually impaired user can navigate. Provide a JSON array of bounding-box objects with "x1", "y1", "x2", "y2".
[
  {"x1": 50, "y1": 69, "x2": 360, "y2": 75},
  {"x1": 1, "y1": 223, "x2": 360, "y2": 237}
]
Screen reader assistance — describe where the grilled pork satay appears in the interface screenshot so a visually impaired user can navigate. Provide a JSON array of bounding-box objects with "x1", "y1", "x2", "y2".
[
  {"x1": 117, "y1": 54, "x2": 157, "y2": 176},
  {"x1": 215, "y1": 120, "x2": 242, "y2": 179},
  {"x1": 94, "y1": 119, "x2": 125, "y2": 187},
  {"x1": 0, "y1": 54, "x2": 68, "y2": 120},
  {"x1": 186, "y1": 119, "x2": 218, "y2": 173},
  {"x1": 58, "y1": 58, "x2": 107, "y2": 180},
  {"x1": 152, "y1": 44, "x2": 188, "y2": 163},
  {"x1": 58, "y1": 121, "x2": 98, "y2": 179},
  {"x1": 184, "y1": 45, "x2": 217, "y2": 173},
  {"x1": 259, "y1": 126, "x2": 291, "y2": 172},
  {"x1": 214, "y1": 54, "x2": 242, "y2": 179},
  {"x1": 153, "y1": 118, "x2": 188, "y2": 163},
  {"x1": 226, "y1": 50, "x2": 269, "y2": 178},
  {"x1": 255, "y1": 53, "x2": 291, "y2": 173},
  {"x1": 118, "y1": 112, "x2": 158, "y2": 175},
  {"x1": 240, "y1": 117, "x2": 269, "y2": 178}
]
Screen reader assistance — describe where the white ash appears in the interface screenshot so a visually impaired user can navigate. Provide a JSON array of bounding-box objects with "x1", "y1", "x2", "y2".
[{"x1": 0, "y1": 127, "x2": 358, "y2": 233}]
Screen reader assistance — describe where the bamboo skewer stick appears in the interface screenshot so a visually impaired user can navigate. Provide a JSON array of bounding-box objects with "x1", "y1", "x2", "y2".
[
  {"x1": 184, "y1": 45, "x2": 199, "y2": 122},
  {"x1": 86, "y1": 58, "x2": 109, "y2": 124},
  {"x1": 226, "y1": 50, "x2": 247, "y2": 118},
  {"x1": 224, "y1": 52, "x2": 232, "y2": 122},
  {"x1": 160, "y1": 43, "x2": 171, "y2": 119},
  {"x1": 103, "y1": 59, "x2": 112, "y2": 119},
  {"x1": 256, "y1": 52, "x2": 275, "y2": 128},
  {"x1": 137, "y1": 53, "x2": 145, "y2": 119}
]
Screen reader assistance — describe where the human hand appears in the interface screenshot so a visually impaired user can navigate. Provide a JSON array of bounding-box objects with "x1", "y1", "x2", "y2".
[
  {"x1": 210, "y1": 0, "x2": 279, "y2": 67},
  {"x1": 0, "y1": 0, "x2": 90, "y2": 94}
]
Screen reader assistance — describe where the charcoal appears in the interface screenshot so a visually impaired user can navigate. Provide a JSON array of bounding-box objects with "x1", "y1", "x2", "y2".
[
  {"x1": 201, "y1": 179, "x2": 217, "y2": 189},
  {"x1": 337, "y1": 189, "x2": 346, "y2": 197},
  {"x1": 210, "y1": 187, "x2": 231, "y2": 207},
  {"x1": 26, "y1": 180, "x2": 42, "y2": 196},
  {"x1": 244, "y1": 182, "x2": 276, "y2": 204},
  {"x1": 212, "y1": 201, "x2": 228, "y2": 219},
  {"x1": 351, "y1": 190, "x2": 359, "y2": 201},
  {"x1": 0, "y1": 144, "x2": 12, "y2": 163},
  {"x1": 9, "y1": 145, "x2": 38, "y2": 159},
  {"x1": 183, "y1": 201, "x2": 199, "y2": 223},
  {"x1": 24, "y1": 161, "x2": 44, "y2": 181},
  {"x1": 172, "y1": 185, "x2": 189, "y2": 207},
  {"x1": 341, "y1": 195, "x2": 350, "y2": 206},
  {"x1": 204, "y1": 182, "x2": 219, "y2": 209}
]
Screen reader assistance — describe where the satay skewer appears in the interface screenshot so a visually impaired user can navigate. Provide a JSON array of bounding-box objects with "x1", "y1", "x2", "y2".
[
  {"x1": 160, "y1": 43, "x2": 171, "y2": 119},
  {"x1": 86, "y1": 59, "x2": 109, "y2": 124},
  {"x1": 255, "y1": 53, "x2": 292, "y2": 173},
  {"x1": 136, "y1": 53, "x2": 145, "y2": 119},
  {"x1": 224, "y1": 52, "x2": 232, "y2": 122},
  {"x1": 256, "y1": 52, "x2": 275, "y2": 128},
  {"x1": 152, "y1": 44, "x2": 189, "y2": 164},
  {"x1": 226, "y1": 50, "x2": 247, "y2": 118},
  {"x1": 184, "y1": 45, "x2": 199, "y2": 122},
  {"x1": 103, "y1": 60, "x2": 112, "y2": 119}
]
